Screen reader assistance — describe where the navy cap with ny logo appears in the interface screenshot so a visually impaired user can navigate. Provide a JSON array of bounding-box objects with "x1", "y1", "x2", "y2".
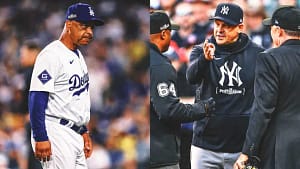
[{"x1": 210, "y1": 3, "x2": 243, "y2": 26}]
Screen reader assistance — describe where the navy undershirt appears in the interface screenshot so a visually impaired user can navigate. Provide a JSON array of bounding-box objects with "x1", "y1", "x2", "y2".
[
  {"x1": 72, "y1": 49, "x2": 79, "y2": 57},
  {"x1": 29, "y1": 91, "x2": 49, "y2": 141}
]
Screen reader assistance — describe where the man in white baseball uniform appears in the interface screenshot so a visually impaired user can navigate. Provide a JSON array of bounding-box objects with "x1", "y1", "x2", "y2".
[{"x1": 29, "y1": 3, "x2": 104, "y2": 169}]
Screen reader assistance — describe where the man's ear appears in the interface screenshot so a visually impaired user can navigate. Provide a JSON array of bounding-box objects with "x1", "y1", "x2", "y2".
[
  {"x1": 238, "y1": 23, "x2": 244, "y2": 33},
  {"x1": 66, "y1": 20, "x2": 72, "y2": 29},
  {"x1": 270, "y1": 26, "x2": 282, "y2": 47},
  {"x1": 160, "y1": 30, "x2": 167, "y2": 40}
]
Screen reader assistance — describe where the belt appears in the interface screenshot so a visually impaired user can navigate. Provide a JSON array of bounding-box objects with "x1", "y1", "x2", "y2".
[{"x1": 46, "y1": 115, "x2": 87, "y2": 135}]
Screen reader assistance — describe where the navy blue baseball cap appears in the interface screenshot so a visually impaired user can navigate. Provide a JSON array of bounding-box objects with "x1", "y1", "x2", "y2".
[
  {"x1": 263, "y1": 6, "x2": 300, "y2": 31},
  {"x1": 66, "y1": 3, "x2": 104, "y2": 26},
  {"x1": 210, "y1": 3, "x2": 243, "y2": 26}
]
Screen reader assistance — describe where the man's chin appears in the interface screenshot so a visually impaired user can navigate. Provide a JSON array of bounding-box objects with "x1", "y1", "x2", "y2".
[
  {"x1": 79, "y1": 40, "x2": 91, "y2": 45},
  {"x1": 216, "y1": 39, "x2": 226, "y2": 45}
]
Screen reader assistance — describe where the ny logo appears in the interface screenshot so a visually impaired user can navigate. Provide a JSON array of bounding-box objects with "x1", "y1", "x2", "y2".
[
  {"x1": 220, "y1": 5, "x2": 230, "y2": 15},
  {"x1": 219, "y1": 61, "x2": 243, "y2": 87},
  {"x1": 88, "y1": 7, "x2": 95, "y2": 16}
]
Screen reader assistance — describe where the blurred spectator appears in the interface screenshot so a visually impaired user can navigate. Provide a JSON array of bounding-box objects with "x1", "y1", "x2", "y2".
[
  {"x1": 190, "y1": 0, "x2": 214, "y2": 42},
  {"x1": 1, "y1": 112, "x2": 28, "y2": 169},
  {"x1": 19, "y1": 39, "x2": 41, "y2": 114},
  {"x1": 171, "y1": 1, "x2": 201, "y2": 47},
  {"x1": 150, "y1": 0, "x2": 177, "y2": 15},
  {"x1": 18, "y1": 39, "x2": 43, "y2": 169},
  {"x1": 278, "y1": 0, "x2": 297, "y2": 6},
  {"x1": 244, "y1": 1, "x2": 272, "y2": 49},
  {"x1": 0, "y1": 152, "x2": 8, "y2": 169}
]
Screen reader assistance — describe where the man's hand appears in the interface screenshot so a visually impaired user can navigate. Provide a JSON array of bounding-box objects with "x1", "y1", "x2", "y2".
[
  {"x1": 203, "y1": 40, "x2": 215, "y2": 61},
  {"x1": 203, "y1": 97, "x2": 216, "y2": 116},
  {"x1": 82, "y1": 132, "x2": 93, "y2": 158},
  {"x1": 35, "y1": 140, "x2": 52, "y2": 162},
  {"x1": 234, "y1": 153, "x2": 249, "y2": 169},
  {"x1": 194, "y1": 96, "x2": 216, "y2": 118}
]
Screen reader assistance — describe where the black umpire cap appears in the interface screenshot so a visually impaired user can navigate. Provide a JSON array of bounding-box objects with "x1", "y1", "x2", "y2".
[
  {"x1": 150, "y1": 11, "x2": 180, "y2": 34},
  {"x1": 210, "y1": 3, "x2": 243, "y2": 26},
  {"x1": 263, "y1": 6, "x2": 300, "y2": 31}
]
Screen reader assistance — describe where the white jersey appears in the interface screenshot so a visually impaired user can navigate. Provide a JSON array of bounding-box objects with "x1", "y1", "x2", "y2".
[{"x1": 30, "y1": 40, "x2": 90, "y2": 126}]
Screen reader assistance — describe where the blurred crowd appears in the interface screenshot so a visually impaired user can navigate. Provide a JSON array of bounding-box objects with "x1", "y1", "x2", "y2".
[
  {"x1": 0, "y1": 0, "x2": 149, "y2": 169},
  {"x1": 151, "y1": 0, "x2": 299, "y2": 65},
  {"x1": 150, "y1": 0, "x2": 299, "y2": 169}
]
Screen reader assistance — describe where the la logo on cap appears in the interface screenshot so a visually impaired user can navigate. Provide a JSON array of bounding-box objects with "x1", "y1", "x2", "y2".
[
  {"x1": 88, "y1": 7, "x2": 95, "y2": 16},
  {"x1": 220, "y1": 5, "x2": 230, "y2": 15}
]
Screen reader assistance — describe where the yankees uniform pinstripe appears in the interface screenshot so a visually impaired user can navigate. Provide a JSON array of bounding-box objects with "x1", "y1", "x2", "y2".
[{"x1": 30, "y1": 40, "x2": 90, "y2": 168}]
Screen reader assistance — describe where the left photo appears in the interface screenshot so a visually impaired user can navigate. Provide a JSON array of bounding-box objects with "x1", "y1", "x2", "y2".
[{"x1": 0, "y1": 0, "x2": 149, "y2": 169}]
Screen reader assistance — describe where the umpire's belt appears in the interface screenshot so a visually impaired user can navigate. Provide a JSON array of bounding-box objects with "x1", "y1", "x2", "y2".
[{"x1": 46, "y1": 114, "x2": 87, "y2": 135}]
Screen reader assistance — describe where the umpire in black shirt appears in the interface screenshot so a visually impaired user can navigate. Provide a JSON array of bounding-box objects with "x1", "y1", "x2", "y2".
[
  {"x1": 150, "y1": 11, "x2": 215, "y2": 169},
  {"x1": 234, "y1": 6, "x2": 300, "y2": 169}
]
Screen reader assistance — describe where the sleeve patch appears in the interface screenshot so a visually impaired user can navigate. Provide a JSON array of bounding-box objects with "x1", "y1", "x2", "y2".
[
  {"x1": 38, "y1": 70, "x2": 52, "y2": 84},
  {"x1": 157, "y1": 82, "x2": 177, "y2": 97}
]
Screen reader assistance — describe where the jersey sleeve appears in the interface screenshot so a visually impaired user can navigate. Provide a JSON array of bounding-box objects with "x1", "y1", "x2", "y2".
[
  {"x1": 151, "y1": 64, "x2": 206, "y2": 122},
  {"x1": 30, "y1": 49, "x2": 60, "y2": 93},
  {"x1": 29, "y1": 91, "x2": 49, "y2": 141}
]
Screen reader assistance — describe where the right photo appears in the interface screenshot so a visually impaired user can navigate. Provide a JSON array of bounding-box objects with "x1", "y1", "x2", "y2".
[{"x1": 149, "y1": 0, "x2": 300, "y2": 169}]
